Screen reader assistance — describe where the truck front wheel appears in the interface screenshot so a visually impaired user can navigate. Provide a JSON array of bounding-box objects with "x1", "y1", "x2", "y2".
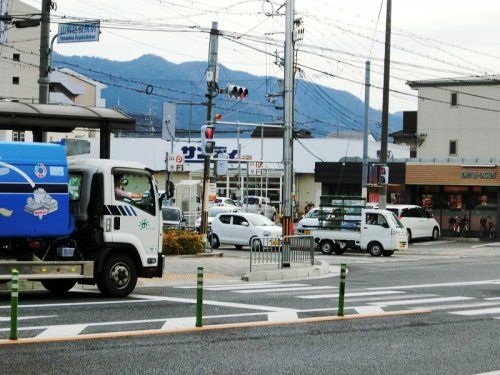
[
  {"x1": 41, "y1": 280, "x2": 77, "y2": 294},
  {"x1": 97, "y1": 253, "x2": 137, "y2": 297},
  {"x1": 368, "y1": 242, "x2": 383, "y2": 257}
]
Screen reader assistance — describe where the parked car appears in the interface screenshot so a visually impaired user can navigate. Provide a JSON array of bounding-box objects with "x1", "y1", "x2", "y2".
[
  {"x1": 195, "y1": 206, "x2": 244, "y2": 232},
  {"x1": 210, "y1": 212, "x2": 282, "y2": 249},
  {"x1": 211, "y1": 196, "x2": 238, "y2": 208},
  {"x1": 385, "y1": 204, "x2": 440, "y2": 241},
  {"x1": 241, "y1": 195, "x2": 276, "y2": 220},
  {"x1": 162, "y1": 206, "x2": 186, "y2": 229},
  {"x1": 297, "y1": 207, "x2": 333, "y2": 233}
]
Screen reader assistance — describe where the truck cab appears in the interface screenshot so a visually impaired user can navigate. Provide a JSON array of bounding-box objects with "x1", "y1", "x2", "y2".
[{"x1": 68, "y1": 159, "x2": 164, "y2": 296}]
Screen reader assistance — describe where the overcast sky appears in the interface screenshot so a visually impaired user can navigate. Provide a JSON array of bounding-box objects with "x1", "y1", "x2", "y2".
[{"x1": 16, "y1": 0, "x2": 500, "y2": 114}]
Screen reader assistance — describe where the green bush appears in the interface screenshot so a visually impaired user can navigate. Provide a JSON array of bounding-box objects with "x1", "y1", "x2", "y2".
[{"x1": 162, "y1": 229, "x2": 204, "y2": 256}]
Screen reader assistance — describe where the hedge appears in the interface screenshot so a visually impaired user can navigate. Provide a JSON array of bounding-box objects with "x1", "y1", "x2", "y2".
[{"x1": 162, "y1": 229, "x2": 204, "y2": 256}]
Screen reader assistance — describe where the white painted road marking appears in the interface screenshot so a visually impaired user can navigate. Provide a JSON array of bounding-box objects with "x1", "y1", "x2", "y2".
[
  {"x1": 0, "y1": 315, "x2": 57, "y2": 322},
  {"x1": 129, "y1": 294, "x2": 299, "y2": 312},
  {"x1": 297, "y1": 291, "x2": 404, "y2": 299},
  {"x1": 353, "y1": 306, "x2": 385, "y2": 314},
  {"x1": 471, "y1": 242, "x2": 500, "y2": 249},
  {"x1": 205, "y1": 283, "x2": 309, "y2": 291},
  {"x1": 36, "y1": 324, "x2": 88, "y2": 338},
  {"x1": 370, "y1": 296, "x2": 474, "y2": 307},
  {"x1": 450, "y1": 307, "x2": 500, "y2": 316},
  {"x1": 234, "y1": 286, "x2": 338, "y2": 294},
  {"x1": 413, "y1": 240, "x2": 455, "y2": 246},
  {"x1": 267, "y1": 312, "x2": 299, "y2": 322},
  {"x1": 175, "y1": 282, "x2": 290, "y2": 290},
  {"x1": 162, "y1": 317, "x2": 196, "y2": 330},
  {"x1": 368, "y1": 280, "x2": 500, "y2": 291},
  {"x1": 415, "y1": 301, "x2": 500, "y2": 311}
]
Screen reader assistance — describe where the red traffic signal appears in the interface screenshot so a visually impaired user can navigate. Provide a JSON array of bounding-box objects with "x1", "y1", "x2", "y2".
[
  {"x1": 205, "y1": 126, "x2": 214, "y2": 139},
  {"x1": 227, "y1": 84, "x2": 249, "y2": 100},
  {"x1": 201, "y1": 125, "x2": 215, "y2": 155}
]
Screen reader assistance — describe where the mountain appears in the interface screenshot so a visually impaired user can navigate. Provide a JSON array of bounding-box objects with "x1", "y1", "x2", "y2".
[{"x1": 53, "y1": 53, "x2": 402, "y2": 137}]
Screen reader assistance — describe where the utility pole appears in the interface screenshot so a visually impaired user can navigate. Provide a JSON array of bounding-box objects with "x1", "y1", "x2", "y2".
[
  {"x1": 35, "y1": 0, "x2": 51, "y2": 142},
  {"x1": 200, "y1": 21, "x2": 219, "y2": 247},
  {"x1": 362, "y1": 61, "x2": 371, "y2": 200},
  {"x1": 282, "y1": 0, "x2": 295, "y2": 238},
  {"x1": 379, "y1": 0, "x2": 392, "y2": 209}
]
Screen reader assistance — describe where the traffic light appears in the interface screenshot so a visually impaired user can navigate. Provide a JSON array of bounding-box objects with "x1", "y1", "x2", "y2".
[
  {"x1": 201, "y1": 125, "x2": 215, "y2": 155},
  {"x1": 227, "y1": 84, "x2": 248, "y2": 100},
  {"x1": 379, "y1": 165, "x2": 389, "y2": 185}
]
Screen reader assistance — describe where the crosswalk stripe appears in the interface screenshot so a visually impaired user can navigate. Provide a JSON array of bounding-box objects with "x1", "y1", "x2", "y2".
[
  {"x1": 267, "y1": 312, "x2": 299, "y2": 322},
  {"x1": 368, "y1": 280, "x2": 500, "y2": 291},
  {"x1": 161, "y1": 317, "x2": 195, "y2": 330},
  {"x1": 206, "y1": 283, "x2": 309, "y2": 291},
  {"x1": 450, "y1": 307, "x2": 500, "y2": 316},
  {"x1": 234, "y1": 286, "x2": 338, "y2": 294},
  {"x1": 370, "y1": 296, "x2": 474, "y2": 307},
  {"x1": 297, "y1": 291, "x2": 404, "y2": 299},
  {"x1": 353, "y1": 306, "x2": 386, "y2": 314},
  {"x1": 414, "y1": 301, "x2": 500, "y2": 311},
  {"x1": 175, "y1": 282, "x2": 283, "y2": 289},
  {"x1": 36, "y1": 324, "x2": 88, "y2": 338}
]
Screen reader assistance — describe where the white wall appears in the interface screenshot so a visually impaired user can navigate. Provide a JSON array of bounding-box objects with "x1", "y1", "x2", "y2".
[{"x1": 417, "y1": 85, "x2": 500, "y2": 159}]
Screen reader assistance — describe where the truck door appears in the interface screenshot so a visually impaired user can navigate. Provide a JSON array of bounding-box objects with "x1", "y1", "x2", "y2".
[
  {"x1": 111, "y1": 170, "x2": 160, "y2": 262},
  {"x1": 363, "y1": 213, "x2": 391, "y2": 249}
]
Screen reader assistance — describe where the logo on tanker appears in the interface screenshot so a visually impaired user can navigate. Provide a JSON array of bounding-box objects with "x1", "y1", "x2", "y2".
[
  {"x1": 24, "y1": 188, "x2": 58, "y2": 220},
  {"x1": 34, "y1": 163, "x2": 47, "y2": 179}
]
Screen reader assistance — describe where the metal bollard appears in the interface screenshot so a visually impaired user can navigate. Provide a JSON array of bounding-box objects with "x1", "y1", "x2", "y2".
[
  {"x1": 337, "y1": 263, "x2": 346, "y2": 317},
  {"x1": 10, "y1": 269, "x2": 19, "y2": 340},
  {"x1": 195, "y1": 266, "x2": 203, "y2": 327}
]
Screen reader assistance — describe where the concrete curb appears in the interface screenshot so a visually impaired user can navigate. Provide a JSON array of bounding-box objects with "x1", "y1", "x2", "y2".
[
  {"x1": 170, "y1": 252, "x2": 224, "y2": 258},
  {"x1": 241, "y1": 260, "x2": 335, "y2": 282}
]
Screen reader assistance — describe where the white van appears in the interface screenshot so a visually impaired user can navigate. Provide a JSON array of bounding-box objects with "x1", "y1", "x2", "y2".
[{"x1": 386, "y1": 205, "x2": 440, "y2": 241}]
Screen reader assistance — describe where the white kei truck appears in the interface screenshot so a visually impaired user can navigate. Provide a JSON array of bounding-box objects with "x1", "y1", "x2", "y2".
[
  {"x1": 310, "y1": 208, "x2": 408, "y2": 257},
  {"x1": 0, "y1": 142, "x2": 164, "y2": 297}
]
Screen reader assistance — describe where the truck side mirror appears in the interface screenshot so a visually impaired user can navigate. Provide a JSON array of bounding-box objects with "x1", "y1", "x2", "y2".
[{"x1": 87, "y1": 172, "x2": 104, "y2": 217}]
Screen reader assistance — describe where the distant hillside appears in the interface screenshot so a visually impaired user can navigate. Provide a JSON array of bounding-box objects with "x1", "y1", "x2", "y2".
[{"x1": 53, "y1": 53, "x2": 402, "y2": 137}]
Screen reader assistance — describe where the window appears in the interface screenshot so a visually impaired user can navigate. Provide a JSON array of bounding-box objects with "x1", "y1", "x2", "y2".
[
  {"x1": 449, "y1": 140, "x2": 457, "y2": 156},
  {"x1": 12, "y1": 53, "x2": 20, "y2": 61},
  {"x1": 232, "y1": 216, "x2": 249, "y2": 226},
  {"x1": 366, "y1": 213, "x2": 388, "y2": 227},
  {"x1": 219, "y1": 215, "x2": 231, "y2": 224},
  {"x1": 12, "y1": 131, "x2": 25, "y2": 142},
  {"x1": 12, "y1": 77, "x2": 19, "y2": 85},
  {"x1": 451, "y1": 92, "x2": 458, "y2": 107},
  {"x1": 162, "y1": 208, "x2": 180, "y2": 221},
  {"x1": 113, "y1": 170, "x2": 156, "y2": 215},
  {"x1": 68, "y1": 174, "x2": 83, "y2": 201},
  {"x1": 402, "y1": 208, "x2": 421, "y2": 218}
]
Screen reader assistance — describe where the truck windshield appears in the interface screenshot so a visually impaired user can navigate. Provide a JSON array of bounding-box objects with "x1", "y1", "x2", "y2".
[
  {"x1": 388, "y1": 212, "x2": 404, "y2": 229},
  {"x1": 162, "y1": 208, "x2": 180, "y2": 221},
  {"x1": 243, "y1": 197, "x2": 260, "y2": 205}
]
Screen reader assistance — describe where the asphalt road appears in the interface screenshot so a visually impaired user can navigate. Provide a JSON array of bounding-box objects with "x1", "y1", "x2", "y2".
[{"x1": 1, "y1": 240, "x2": 500, "y2": 374}]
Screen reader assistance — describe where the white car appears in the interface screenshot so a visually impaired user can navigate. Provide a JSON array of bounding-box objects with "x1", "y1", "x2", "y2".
[
  {"x1": 211, "y1": 196, "x2": 238, "y2": 208},
  {"x1": 241, "y1": 196, "x2": 276, "y2": 220},
  {"x1": 385, "y1": 204, "x2": 440, "y2": 241},
  {"x1": 195, "y1": 206, "x2": 243, "y2": 232},
  {"x1": 210, "y1": 212, "x2": 282, "y2": 249},
  {"x1": 297, "y1": 207, "x2": 333, "y2": 233}
]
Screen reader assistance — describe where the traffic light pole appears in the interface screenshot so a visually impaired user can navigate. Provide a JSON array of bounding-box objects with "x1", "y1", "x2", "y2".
[
  {"x1": 35, "y1": 0, "x2": 51, "y2": 142},
  {"x1": 379, "y1": 0, "x2": 392, "y2": 210},
  {"x1": 200, "y1": 21, "x2": 219, "y2": 248},
  {"x1": 282, "y1": 0, "x2": 295, "y2": 239}
]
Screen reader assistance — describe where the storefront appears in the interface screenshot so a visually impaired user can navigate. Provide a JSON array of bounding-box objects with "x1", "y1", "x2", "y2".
[
  {"x1": 315, "y1": 162, "x2": 407, "y2": 204},
  {"x1": 406, "y1": 163, "x2": 500, "y2": 234}
]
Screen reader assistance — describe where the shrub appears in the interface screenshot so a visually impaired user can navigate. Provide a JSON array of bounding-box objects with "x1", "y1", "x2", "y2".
[{"x1": 162, "y1": 229, "x2": 204, "y2": 256}]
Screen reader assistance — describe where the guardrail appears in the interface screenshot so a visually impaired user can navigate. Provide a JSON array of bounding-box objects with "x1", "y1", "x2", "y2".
[{"x1": 250, "y1": 235, "x2": 314, "y2": 272}]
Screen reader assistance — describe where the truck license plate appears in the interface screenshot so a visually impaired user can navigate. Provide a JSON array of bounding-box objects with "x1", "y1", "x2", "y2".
[
  {"x1": 304, "y1": 230, "x2": 311, "y2": 235},
  {"x1": 399, "y1": 242, "x2": 406, "y2": 249}
]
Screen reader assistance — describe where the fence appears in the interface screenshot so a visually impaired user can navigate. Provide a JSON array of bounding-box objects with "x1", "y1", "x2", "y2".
[{"x1": 249, "y1": 235, "x2": 314, "y2": 272}]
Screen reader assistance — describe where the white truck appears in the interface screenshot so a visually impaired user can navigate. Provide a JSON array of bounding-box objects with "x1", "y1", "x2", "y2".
[
  {"x1": 310, "y1": 209, "x2": 408, "y2": 256},
  {"x1": 0, "y1": 142, "x2": 164, "y2": 297}
]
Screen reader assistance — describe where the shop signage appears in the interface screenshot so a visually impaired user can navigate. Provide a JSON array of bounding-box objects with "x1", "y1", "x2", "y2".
[{"x1": 461, "y1": 171, "x2": 497, "y2": 180}]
